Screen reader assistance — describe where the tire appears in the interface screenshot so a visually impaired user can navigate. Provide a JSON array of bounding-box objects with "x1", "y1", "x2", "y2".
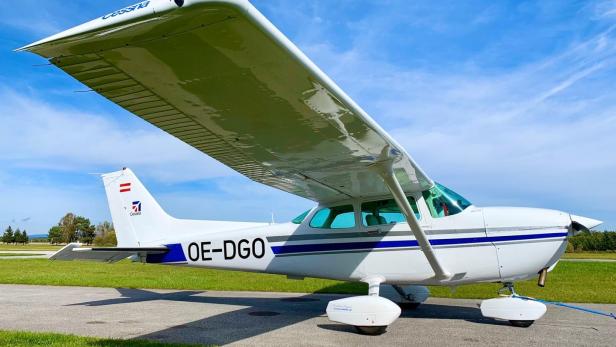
[
  {"x1": 354, "y1": 326, "x2": 387, "y2": 335},
  {"x1": 399, "y1": 302, "x2": 421, "y2": 310},
  {"x1": 509, "y1": 320, "x2": 534, "y2": 328}
]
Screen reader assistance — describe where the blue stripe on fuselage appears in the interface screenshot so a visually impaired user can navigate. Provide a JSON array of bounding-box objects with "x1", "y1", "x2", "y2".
[
  {"x1": 270, "y1": 232, "x2": 568, "y2": 255},
  {"x1": 146, "y1": 243, "x2": 186, "y2": 263}
]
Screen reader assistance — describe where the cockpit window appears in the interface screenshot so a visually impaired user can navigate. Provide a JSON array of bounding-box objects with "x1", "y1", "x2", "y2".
[
  {"x1": 309, "y1": 205, "x2": 356, "y2": 229},
  {"x1": 361, "y1": 197, "x2": 420, "y2": 227},
  {"x1": 292, "y1": 210, "x2": 311, "y2": 224},
  {"x1": 422, "y1": 183, "x2": 472, "y2": 218}
]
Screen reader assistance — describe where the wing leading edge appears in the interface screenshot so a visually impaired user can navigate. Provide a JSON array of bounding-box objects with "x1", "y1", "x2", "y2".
[{"x1": 21, "y1": 0, "x2": 433, "y2": 203}]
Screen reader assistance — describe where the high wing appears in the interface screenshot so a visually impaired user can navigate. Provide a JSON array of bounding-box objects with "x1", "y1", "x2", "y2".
[{"x1": 20, "y1": 0, "x2": 433, "y2": 203}]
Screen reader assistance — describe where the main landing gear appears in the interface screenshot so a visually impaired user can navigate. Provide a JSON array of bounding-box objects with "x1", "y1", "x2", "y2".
[
  {"x1": 326, "y1": 277, "x2": 401, "y2": 335},
  {"x1": 480, "y1": 282, "x2": 547, "y2": 328}
]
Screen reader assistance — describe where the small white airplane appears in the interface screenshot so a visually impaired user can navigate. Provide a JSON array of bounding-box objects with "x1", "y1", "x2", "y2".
[{"x1": 20, "y1": 0, "x2": 603, "y2": 334}]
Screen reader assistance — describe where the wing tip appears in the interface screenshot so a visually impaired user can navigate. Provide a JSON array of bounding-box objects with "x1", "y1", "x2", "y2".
[{"x1": 14, "y1": 44, "x2": 33, "y2": 53}]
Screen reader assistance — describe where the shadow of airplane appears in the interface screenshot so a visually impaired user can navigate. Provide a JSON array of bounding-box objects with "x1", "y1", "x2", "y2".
[
  {"x1": 70, "y1": 287, "x2": 332, "y2": 345},
  {"x1": 68, "y1": 287, "x2": 503, "y2": 345}
]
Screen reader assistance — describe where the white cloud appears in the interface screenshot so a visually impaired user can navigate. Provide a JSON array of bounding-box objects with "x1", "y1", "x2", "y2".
[
  {"x1": 593, "y1": 0, "x2": 616, "y2": 18},
  {"x1": 157, "y1": 177, "x2": 314, "y2": 223},
  {"x1": 0, "y1": 87, "x2": 313, "y2": 232},
  {"x1": 267, "y1": 2, "x2": 616, "y2": 227},
  {"x1": 0, "y1": 88, "x2": 235, "y2": 183}
]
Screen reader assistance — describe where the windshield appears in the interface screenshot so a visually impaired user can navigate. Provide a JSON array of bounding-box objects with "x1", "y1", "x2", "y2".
[{"x1": 422, "y1": 183, "x2": 472, "y2": 218}]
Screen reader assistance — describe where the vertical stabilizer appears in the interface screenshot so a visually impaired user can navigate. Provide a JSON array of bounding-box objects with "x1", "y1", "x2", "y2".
[{"x1": 102, "y1": 168, "x2": 171, "y2": 247}]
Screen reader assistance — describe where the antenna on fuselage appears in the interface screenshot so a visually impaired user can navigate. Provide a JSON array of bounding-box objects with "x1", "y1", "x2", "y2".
[{"x1": 270, "y1": 212, "x2": 276, "y2": 225}]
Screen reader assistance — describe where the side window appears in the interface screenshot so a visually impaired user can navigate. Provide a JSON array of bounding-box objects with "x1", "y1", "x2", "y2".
[
  {"x1": 292, "y1": 210, "x2": 311, "y2": 224},
  {"x1": 309, "y1": 205, "x2": 356, "y2": 229},
  {"x1": 361, "y1": 197, "x2": 420, "y2": 227}
]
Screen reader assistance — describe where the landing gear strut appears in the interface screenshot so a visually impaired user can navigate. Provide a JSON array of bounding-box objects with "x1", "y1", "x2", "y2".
[
  {"x1": 499, "y1": 282, "x2": 517, "y2": 296},
  {"x1": 480, "y1": 282, "x2": 547, "y2": 328}
]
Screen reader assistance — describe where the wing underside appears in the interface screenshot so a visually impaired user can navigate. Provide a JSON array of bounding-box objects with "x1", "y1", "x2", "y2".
[{"x1": 21, "y1": 0, "x2": 433, "y2": 203}]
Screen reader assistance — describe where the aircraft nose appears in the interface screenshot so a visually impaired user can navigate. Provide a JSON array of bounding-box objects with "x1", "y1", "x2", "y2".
[{"x1": 570, "y1": 214, "x2": 603, "y2": 231}]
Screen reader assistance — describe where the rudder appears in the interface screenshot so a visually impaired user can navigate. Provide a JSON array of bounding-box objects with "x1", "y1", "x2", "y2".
[{"x1": 102, "y1": 168, "x2": 171, "y2": 247}]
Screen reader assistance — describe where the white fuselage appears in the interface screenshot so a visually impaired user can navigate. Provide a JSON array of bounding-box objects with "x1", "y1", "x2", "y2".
[{"x1": 149, "y1": 201, "x2": 571, "y2": 286}]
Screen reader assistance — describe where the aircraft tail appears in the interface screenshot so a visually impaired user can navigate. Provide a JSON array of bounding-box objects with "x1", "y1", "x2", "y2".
[{"x1": 102, "y1": 168, "x2": 172, "y2": 247}]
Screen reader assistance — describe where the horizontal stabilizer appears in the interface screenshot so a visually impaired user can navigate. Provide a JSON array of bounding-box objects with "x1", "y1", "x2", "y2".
[{"x1": 50, "y1": 243, "x2": 168, "y2": 263}]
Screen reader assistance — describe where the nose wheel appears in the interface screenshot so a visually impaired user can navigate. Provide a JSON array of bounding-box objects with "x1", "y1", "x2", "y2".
[
  {"x1": 509, "y1": 320, "x2": 535, "y2": 328},
  {"x1": 498, "y1": 283, "x2": 536, "y2": 328},
  {"x1": 480, "y1": 282, "x2": 546, "y2": 327}
]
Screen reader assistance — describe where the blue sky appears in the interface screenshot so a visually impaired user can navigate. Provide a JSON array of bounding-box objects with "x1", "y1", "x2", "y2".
[{"x1": 1, "y1": 0, "x2": 615, "y2": 233}]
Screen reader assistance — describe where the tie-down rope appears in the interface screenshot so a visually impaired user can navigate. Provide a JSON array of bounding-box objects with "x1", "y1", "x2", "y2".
[{"x1": 512, "y1": 294, "x2": 616, "y2": 320}]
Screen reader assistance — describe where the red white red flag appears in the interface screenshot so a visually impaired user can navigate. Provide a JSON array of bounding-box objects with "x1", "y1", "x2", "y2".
[{"x1": 120, "y1": 183, "x2": 131, "y2": 193}]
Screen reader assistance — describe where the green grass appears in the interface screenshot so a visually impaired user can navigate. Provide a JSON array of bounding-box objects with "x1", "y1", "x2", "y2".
[
  {"x1": 427, "y1": 261, "x2": 616, "y2": 303},
  {"x1": 0, "y1": 253, "x2": 45, "y2": 257},
  {"x1": 0, "y1": 330, "x2": 200, "y2": 347},
  {"x1": 0, "y1": 259, "x2": 366, "y2": 295},
  {"x1": 0, "y1": 244, "x2": 61, "y2": 251},
  {"x1": 563, "y1": 252, "x2": 616, "y2": 260},
  {"x1": 0, "y1": 259, "x2": 615, "y2": 303}
]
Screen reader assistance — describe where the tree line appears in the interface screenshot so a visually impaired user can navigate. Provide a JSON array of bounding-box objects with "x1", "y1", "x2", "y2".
[
  {"x1": 48, "y1": 213, "x2": 116, "y2": 246},
  {"x1": 567, "y1": 230, "x2": 616, "y2": 252},
  {"x1": 1, "y1": 226, "x2": 29, "y2": 244}
]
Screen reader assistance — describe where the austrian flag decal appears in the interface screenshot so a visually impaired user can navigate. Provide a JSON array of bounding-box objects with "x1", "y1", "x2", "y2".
[{"x1": 120, "y1": 183, "x2": 131, "y2": 193}]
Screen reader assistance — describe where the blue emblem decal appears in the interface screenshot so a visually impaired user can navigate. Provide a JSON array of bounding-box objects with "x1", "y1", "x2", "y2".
[
  {"x1": 102, "y1": 1, "x2": 151, "y2": 20},
  {"x1": 130, "y1": 201, "x2": 142, "y2": 216}
]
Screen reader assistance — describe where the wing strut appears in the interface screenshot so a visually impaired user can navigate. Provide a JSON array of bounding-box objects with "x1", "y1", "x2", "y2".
[{"x1": 376, "y1": 159, "x2": 451, "y2": 281}]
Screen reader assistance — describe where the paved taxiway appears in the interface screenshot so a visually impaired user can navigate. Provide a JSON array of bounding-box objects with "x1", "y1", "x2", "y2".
[{"x1": 0, "y1": 284, "x2": 614, "y2": 346}]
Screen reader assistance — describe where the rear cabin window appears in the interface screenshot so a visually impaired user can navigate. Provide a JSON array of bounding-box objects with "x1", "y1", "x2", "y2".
[
  {"x1": 309, "y1": 205, "x2": 356, "y2": 229},
  {"x1": 361, "y1": 197, "x2": 420, "y2": 227},
  {"x1": 292, "y1": 210, "x2": 311, "y2": 224}
]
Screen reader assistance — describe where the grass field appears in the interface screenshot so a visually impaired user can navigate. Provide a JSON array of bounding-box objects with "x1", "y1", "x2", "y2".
[
  {"x1": 0, "y1": 244, "x2": 61, "y2": 251},
  {"x1": 0, "y1": 253, "x2": 45, "y2": 257},
  {"x1": 563, "y1": 252, "x2": 616, "y2": 260},
  {"x1": 0, "y1": 259, "x2": 614, "y2": 303},
  {"x1": 0, "y1": 330, "x2": 199, "y2": 347}
]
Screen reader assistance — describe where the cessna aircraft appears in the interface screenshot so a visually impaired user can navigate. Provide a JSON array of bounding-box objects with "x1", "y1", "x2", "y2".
[{"x1": 20, "y1": 0, "x2": 603, "y2": 335}]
